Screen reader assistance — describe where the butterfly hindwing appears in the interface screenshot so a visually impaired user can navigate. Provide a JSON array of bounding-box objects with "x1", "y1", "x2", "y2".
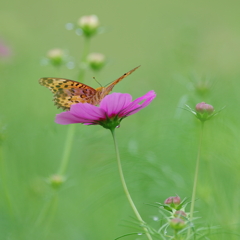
[{"x1": 53, "y1": 92, "x2": 86, "y2": 110}]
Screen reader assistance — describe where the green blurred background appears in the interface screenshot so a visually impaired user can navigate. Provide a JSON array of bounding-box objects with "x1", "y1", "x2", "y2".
[{"x1": 1, "y1": 0, "x2": 240, "y2": 239}]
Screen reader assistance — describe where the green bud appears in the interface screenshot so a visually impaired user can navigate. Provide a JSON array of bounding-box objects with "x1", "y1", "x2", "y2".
[
  {"x1": 174, "y1": 210, "x2": 187, "y2": 219},
  {"x1": 195, "y1": 102, "x2": 214, "y2": 122},
  {"x1": 164, "y1": 196, "x2": 181, "y2": 209},
  {"x1": 87, "y1": 53, "x2": 105, "y2": 71},
  {"x1": 195, "y1": 81, "x2": 211, "y2": 96},
  {"x1": 169, "y1": 218, "x2": 186, "y2": 231},
  {"x1": 47, "y1": 48, "x2": 64, "y2": 67},
  {"x1": 78, "y1": 15, "x2": 99, "y2": 37},
  {"x1": 48, "y1": 174, "x2": 65, "y2": 189},
  {"x1": 184, "y1": 103, "x2": 223, "y2": 123}
]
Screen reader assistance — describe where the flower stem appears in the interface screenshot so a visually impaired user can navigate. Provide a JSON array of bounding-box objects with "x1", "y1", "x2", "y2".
[
  {"x1": 0, "y1": 145, "x2": 13, "y2": 216},
  {"x1": 43, "y1": 192, "x2": 59, "y2": 234},
  {"x1": 187, "y1": 122, "x2": 204, "y2": 238},
  {"x1": 57, "y1": 124, "x2": 76, "y2": 175},
  {"x1": 174, "y1": 230, "x2": 179, "y2": 240},
  {"x1": 57, "y1": 37, "x2": 91, "y2": 176},
  {"x1": 78, "y1": 37, "x2": 91, "y2": 82},
  {"x1": 34, "y1": 191, "x2": 58, "y2": 230},
  {"x1": 111, "y1": 129, "x2": 153, "y2": 240}
]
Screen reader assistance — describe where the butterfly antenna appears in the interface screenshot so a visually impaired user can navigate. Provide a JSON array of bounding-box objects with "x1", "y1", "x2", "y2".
[{"x1": 93, "y1": 77, "x2": 102, "y2": 87}]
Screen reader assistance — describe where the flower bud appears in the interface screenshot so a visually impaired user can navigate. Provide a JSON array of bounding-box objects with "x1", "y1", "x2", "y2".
[
  {"x1": 169, "y1": 218, "x2": 186, "y2": 231},
  {"x1": 195, "y1": 102, "x2": 215, "y2": 122},
  {"x1": 195, "y1": 81, "x2": 210, "y2": 96},
  {"x1": 87, "y1": 53, "x2": 105, "y2": 71},
  {"x1": 48, "y1": 174, "x2": 65, "y2": 189},
  {"x1": 195, "y1": 102, "x2": 214, "y2": 114},
  {"x1": 164, "y1": 196, "x2": 181, "y2": 205},
  {"x1": 174, "y1": 210, "x2": 187, "y2": 219},
  {"x1": 47, "y1": 48, "x2": 64, "y2": 67},
  {"x1": 78, "y1": 15, "x2": 99, "y2": 37}
]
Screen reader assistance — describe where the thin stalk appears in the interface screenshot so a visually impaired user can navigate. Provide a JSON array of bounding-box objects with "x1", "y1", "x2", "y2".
[
  {"x1": 78, "y1": 37, "x2": 91, "y2": 82},
  {"x1": 57, "y1": 124, "x2": 76, "y2": 175},
  {"x1": 187, "y1": 122, "x2": 204, "y2": 238},
  {"x1": 174, "y1": 230, "x2": 179, "y2": 240},
  {"x1": 34, "y1": 191, "x2": 58, "y2": 229},
  {"x1": 0, "y1": 145, "x2": 13, "y2": 216},
  {"x1": 36, "y1": 34, "x2": 91, "y2": 231},
  {"x1": 35, "y1": 198, "x2": 50, "y2": 227},
  {"x1": 111, "y1": 129, "x2": 153, "y2": 240},
  {"x1": 43, "y1": 192, "x2": 59, "y2": 235},
  {"x1": 57, "y1": 37, "x2": 91, "y2": 176}
]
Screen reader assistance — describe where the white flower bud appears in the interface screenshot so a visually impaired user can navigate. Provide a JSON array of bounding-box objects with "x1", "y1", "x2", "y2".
[{"x1": 77, "y1": 15, "x2": 99, "y2": 37}]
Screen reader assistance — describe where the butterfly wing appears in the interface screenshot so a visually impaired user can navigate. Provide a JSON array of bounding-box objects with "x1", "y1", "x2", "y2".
[
  {"x1": 103, "y1": 65, "x2": 140, "y2": 95},
  {"x1": 39, "y1": 77, "x2": 97, "y2": 110},
  {"x1": 39, "y1": 66, "x2": 140, "y2": 109}
]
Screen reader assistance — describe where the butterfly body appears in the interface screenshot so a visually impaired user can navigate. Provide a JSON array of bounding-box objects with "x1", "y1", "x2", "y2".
[{"x1": 39, "y1": 66, "x2": 140, "y2": 110}]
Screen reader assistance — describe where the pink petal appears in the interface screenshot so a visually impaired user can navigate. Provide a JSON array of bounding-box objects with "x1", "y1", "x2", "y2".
[
  {"x1": 70, "y1": 102, "x2": 106, "y2": 120},
  {"x1": 100, "y1": 93, "x2": 132, "y2": 116},
  {"x1": 120, "y1": 90, "x2": 156, "y2": 116},
  {"x1": 55, "y1": 111, "x2": 90, "y2": 125},
  {"x1": 55, "y1": 91, "x2": 156, "y2": 126},
  {"x1": 55, "y1": 103, "x2": 106, "y2": 125}
]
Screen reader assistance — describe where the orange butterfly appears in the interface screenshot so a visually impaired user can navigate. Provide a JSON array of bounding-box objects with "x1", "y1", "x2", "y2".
[{"x1": 39, "y1": 66, "x2": 140, "y2": 110}]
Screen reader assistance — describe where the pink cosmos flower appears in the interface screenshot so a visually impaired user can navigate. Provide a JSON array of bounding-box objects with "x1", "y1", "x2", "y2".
[{"x1": 55, "y1": 90, "x2": 156, "y2": 130}]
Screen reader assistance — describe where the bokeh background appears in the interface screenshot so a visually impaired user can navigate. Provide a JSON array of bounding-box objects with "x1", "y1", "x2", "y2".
[{"x1": 1, "y1": 0, "x2": 240, "y2": 239}]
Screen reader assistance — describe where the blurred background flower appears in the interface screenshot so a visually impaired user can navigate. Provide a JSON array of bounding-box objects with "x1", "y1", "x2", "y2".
[
  {"x1": 46, "y1": 48, "x2": 65, "y2": 67},
  {"x1": 0, "y1": 38, "x2": 11, "y2": 61},
  {"x1": 87, "y1": 52, "x2": 105, "y2": 71},
  {"x1": 77, "y1": 15, "x2": 100, "y2": 37}
]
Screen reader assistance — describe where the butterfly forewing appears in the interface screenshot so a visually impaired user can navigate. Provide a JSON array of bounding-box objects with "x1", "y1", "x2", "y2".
[
  {"x1": 112, "y1": 65, "x2": 140, "y2": 86},
  {"x1": 39, "y1": 77, "x2": 97, "y2": 109},
  {"x1": 104, "y1": 65, "x2": 140, "y2": 94},
  {"x1": 39, "y1": 77, "x2": 96, "y2": 93}
]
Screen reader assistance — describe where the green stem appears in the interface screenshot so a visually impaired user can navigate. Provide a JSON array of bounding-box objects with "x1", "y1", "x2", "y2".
[
  {"x1": 34, "y1": 191, "x2": 58, "y2": 230},
  {"x1": 78, "y1": 37, "x2": 91, "y2": 82},
  {"x1": 174, "y1": 230, "x2": 178, "y2": 240},
  {"x1": 111, "y1": 129, "x2": 153, "y2": 240},
  {"x1": 57, "y1": 124, "x2": 76, "y2": 175},
  {"x1": 0, "y1": 145, "x2": 13, "y2": 216},
  {"x1": 187, "y1": 122, "x2": 204, "y2": 238},
  {"x1": 43, "y1": 192, "x2": 58, "y2": 234},
  {"x1": 57, "y1": 37, "x2": 91, "y2": 176},
  {"x1": 36, "y1": 28, "x2": 92, "y2": 235}
]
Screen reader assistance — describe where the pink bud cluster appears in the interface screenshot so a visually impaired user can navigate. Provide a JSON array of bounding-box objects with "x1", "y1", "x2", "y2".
[
  {"x1": 195, "y1": 102, "x2": 214, "y2": 114},
  {"x1": 164, "y1": 196, "x2": 181, "y2": 206},
  {"x1": 194, "y1": 102, "x2": 215, "y2": 122},
  {"x1": 163, "y1": 196, "x2": 188, "y2": 231}
]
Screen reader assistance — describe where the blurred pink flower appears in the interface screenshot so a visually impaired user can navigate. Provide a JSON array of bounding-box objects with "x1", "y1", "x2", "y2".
[
  {"x1": 0, "y1": 39, "x2": 11, "y2": 58},
  {"x1": 55, "y1": 91, "x2": 156, "y2": 130}
]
